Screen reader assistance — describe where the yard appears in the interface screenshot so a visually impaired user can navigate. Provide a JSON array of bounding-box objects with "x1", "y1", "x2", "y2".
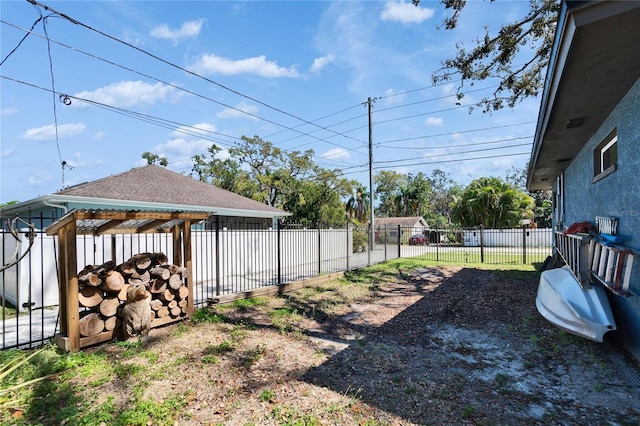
[{"x1": 2, "y1": 258, "x2": 640, "y2": 425}]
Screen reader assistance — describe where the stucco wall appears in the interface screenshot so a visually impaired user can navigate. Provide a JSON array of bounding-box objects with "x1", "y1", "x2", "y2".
[{"x1": 560, "y1": 77, "x2": 640, "y2": 357}]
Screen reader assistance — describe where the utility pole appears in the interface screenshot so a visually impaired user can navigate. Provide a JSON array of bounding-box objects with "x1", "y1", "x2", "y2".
[{"x1": 366, "y1": 97, "x2": 376, "y2": 251}]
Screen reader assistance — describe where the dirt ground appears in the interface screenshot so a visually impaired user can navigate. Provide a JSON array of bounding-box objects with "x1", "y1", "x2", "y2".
[{"x1": 92, "y1": 265, "x2": 640, "y2": 425}]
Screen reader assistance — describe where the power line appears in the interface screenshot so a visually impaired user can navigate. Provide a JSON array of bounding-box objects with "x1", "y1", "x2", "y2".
[
  {"x1": 374, "y1": 142, "x2": 532, "y2": 166},
  {"x1": 379, "y1": 135, "x2": 533, "y2": 151},
  {"x1": 26, "y1": 0, "x2": 367, "y2": 145},
  {"x1": 373, "y1": 152, "x2": 531, "y2": 171},
  {"x1": 377, "y1": 121, "x2": 537, "y2": 145}
]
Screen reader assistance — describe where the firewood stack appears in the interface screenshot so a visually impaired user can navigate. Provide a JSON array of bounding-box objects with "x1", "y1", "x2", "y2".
[{"x1": 76, "y1": 252, "x2": 190, "y2": 337}]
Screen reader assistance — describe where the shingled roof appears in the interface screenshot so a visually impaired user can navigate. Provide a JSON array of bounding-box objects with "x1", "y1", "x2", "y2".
[
  {"x1": 374, "y1": 216, "x2": 427, "y2": 228},
  {"x1": 55, "y1": 165, "x2": 284, "y2": 214}
]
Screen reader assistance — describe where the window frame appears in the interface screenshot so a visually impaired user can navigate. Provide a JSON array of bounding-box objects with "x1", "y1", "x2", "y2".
[{"x1": 592, "y1": 129, "x2": 618, "y2": 183}]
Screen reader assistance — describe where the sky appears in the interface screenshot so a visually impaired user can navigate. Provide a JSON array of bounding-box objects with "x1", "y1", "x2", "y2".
[{"x1": 0, "y1": 0, "x2": 543, "y2": 205}]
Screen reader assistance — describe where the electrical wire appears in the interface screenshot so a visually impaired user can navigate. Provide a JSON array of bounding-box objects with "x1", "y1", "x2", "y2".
[
  {"x1": 26, "y1": 0, "x2": 369, "y2": 145},
  {"x1": 0, "y1": 3, "x2": 42, "y2": 66}
]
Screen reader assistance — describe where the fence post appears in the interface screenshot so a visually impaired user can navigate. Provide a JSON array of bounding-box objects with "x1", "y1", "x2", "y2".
[
  {"x1": 318, "y1": 226, "x2": 321, "y2": 275},
  {"x1": 480, "y1": 225, "x2": 485, "y2": 263},
  {"x1": 367, "y1": 223, "x2": 371, "y2": 266},
  {"x1": 384, "y1": 225, "x2": 387, "y2": 261},
  {"x1": 397, "y1": 225, "x2": 401, "y2": 258},
  {"x1": 346, "y1": 223, "x2": 350, "y2": 271},
  {"x1": 522, "y1": 227, "x2": 527, "y2": 264},
  {"x1": 277, "y1": 219, "x2": 282, "y2": 285},
  {"x1": 215, "y1": 216, "x2": 220, "y2": 297}
]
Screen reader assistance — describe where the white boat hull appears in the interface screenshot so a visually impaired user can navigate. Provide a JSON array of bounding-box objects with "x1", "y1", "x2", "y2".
[{"x1": 536, "y1": 266, "x2": 616, "y2": 342}]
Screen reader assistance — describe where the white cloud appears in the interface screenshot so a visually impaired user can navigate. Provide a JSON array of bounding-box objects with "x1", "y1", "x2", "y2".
[
  {"x1": 380, "y1": 1, "x2": 435, "y2": 24},
  {"x1": 382, "y1": 88, "x2": 406, "y2": 106},
  {"x1": 216, "y1": 102, "x2": 259, "y2": 120},
  {"x1": 320, "y1": 147, "x2": 351, "y2": 161},
  {"x1": 188, "y1": 54, "x2": 300, "y2": 78},
  {"x1": 425, "y1": 117, "x2": 444, "y2": 127},
  {"x1": 1, "y1": 147, "x2": 16, "y2": 158},
  {"x1": 94, "y1": 131, "x2": 106, "y2": 140},
  {"x1": 21, "y1": 123, "x2": 86, "y2": 140},
  {"x1": 150, "y1": 19, "x2": 205, "y2": 45},
  {"x1": 153, "y1": 123, "x2": 221, "y2": 160},
  {"x1": 310, "y1": 54, "x2": 335, "y2": 73},
  {"x1": 72, "y1": 80, "x2": 179, "y2": 108},
  {"x1": 1, "y1": 108, "x2": 17, "y2": 117}
]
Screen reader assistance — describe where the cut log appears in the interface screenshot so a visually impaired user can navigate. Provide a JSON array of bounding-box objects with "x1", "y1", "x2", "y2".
[
  {"x1": 149, "y1": 266, "x2": 170, "y2": 281},
  {"x1": 169, "y1": 265, "x2": 190, "y2": 278},
  {"x1": 100, "y1": 260, "x2": 116, "y2": 272},
  {"x1": 117, "y1": 284, "x2": 132, "y2": 302},
  {"x1": 79, "y1": 311, "x2": 104, "y2": 337},
  {"x1": 167, "y1": 300, "x2": 178, "y2": 309},
  {"x1": 176, "y1": 285, "x2": 189, "y2": 300},
  {"x1": 150, "y1": 252, "x2": 168, "y2": 265},
  {"x1": 99, "y1": 296, "x2": 121, "y2": 317},
  {"x1": 169, "y1": 306, "x2": 182, "y2": 317},
  {"x1": 117, "y1": 261, "x2": 136, "y2": 276},
  {"x1": 177, "y1": 299, "x2": 188, "y2": 308},
  {"x1": 149, "y1": 279, "x2": 167, "y2": 294},
  {"x1": 127, "y1": 277, "x2": 149, "y2": 287},
  {"x1": 100, "y1": 270, "x2": 125, "y2": 293},
  {"x1": 130, "y1": 253, "x2": 152, "y2": 270},
  {"x1": 131, "y1": 270, "x2": 151, "y2": 283},
  {"x1": 78, "y1": 271, "x2": 102, "y2": 287},
  {"x1": 104, "y1": 316, "x2": 120, "y2": 331},
  {"x1": 78, "y1": 286, "x2": 103, "y2": 308},
  {"x1": 168, "y1": 274, "x2": 183, "y2": 290},
  {"x1": 149, "y1": 299, "x2": 164, "y2": 311},
  {"x1": 155, "y1": 306, "x2": 169, "y2": 318},
  {"x1": 158, "y1": 289, "x2": 175, "y2": 302}
]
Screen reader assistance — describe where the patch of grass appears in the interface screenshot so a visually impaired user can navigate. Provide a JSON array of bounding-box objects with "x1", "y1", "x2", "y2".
[
  {"x1": 242, "y1": 344, "x2": 267, "y2": 368},
  {"x1": 118, "y1": 395, "x2": 187, "y2": 426},
  {"x1": 192, "y1": 308, "x2": 228, "y2": 324},
  {"x1": 113, "y1": 362, "x2": 144, "y2": 379},
  {"x1": 495, "y1": 372, "x2": 511, "y2": 387},
  {"x1": 270, "y1": 404, "x2": 321, "y2": 426},
  {"x1": 259, "y1": 388, "x2": 275, "y2": 402},
  {"x1": 172, "y1": 322, "x2": 190, "y2": 336},
  {"x1": 204, "y1": 341, "x2": 236, "y2": 356},
  {"x1": 232, "y1": 297, "x2": 269, "y2": 309},
  {"x1": 594, "y1": 383, "x2": 605, "y2": 392},
  {"x1": 201, "y1": 354, "x2": 220, "y2": 364},
  {"x1": 462, "y1": 404, "x2": 476, "y2": 418}
]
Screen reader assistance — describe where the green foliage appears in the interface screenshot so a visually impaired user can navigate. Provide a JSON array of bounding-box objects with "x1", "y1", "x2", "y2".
[
  {"x1": 192, "y1": 136, "x2": 356, "y2": 226},
  {"x1": 259, "y1": 388, "x2": 275, "y2": 402},
  {"x1": 192, "y1": 308, "x2": 228, "y2": 324},
  {"x1": 450, "y1": 176, "x2": 534, "y2": 228},
  {"x1": 424, "y1": 0, "x2": 560, "y2": 113},
  {"x1": 141, "y1": 151, "x2": 168, "y2": 166}
]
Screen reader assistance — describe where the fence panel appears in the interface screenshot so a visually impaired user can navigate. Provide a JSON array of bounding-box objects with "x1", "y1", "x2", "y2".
[
  {"x1": 400, "y1": 226, "x2": 552, "y2": 265},
  {"x1": 1, "y1": 219, "x2": 551, "y2": 350}
]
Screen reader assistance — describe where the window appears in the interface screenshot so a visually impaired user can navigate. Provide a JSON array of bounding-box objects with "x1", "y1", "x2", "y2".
[{"x1": 593, "y1": 129, "x2": 617, "y2": 182}]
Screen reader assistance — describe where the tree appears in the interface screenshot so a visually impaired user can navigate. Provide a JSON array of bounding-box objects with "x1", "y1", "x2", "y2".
[
  {"x1": 415, "y1": 0, "x2": 559, "y2": 113},
  {"x1": 191, "y1": 144, "x2": 258, "y2": 199},
  {"x1": 426, "y1": 169, "x2": 460, "y2": 227},
  {"x1": 374, "y1": 170, "x2": 407, "y2": 217},
  {"x1": 450, "y1": 176, "x2": 534, "y2": 228},
  {"x1": 284, "y1": 170, "x2": 356, "y2": 227},
  {"x1": 346, "y1": 185, "x2": 370, "y2": 224},
  {"x1": 141, "y1": 152, "x2": 168, "y2": 166},
  {"x1": 192, "y1": 136, "x2": 355, "y2": 226}
]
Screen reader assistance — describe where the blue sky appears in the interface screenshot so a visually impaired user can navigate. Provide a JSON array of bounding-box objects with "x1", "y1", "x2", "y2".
[{"x1": 1, "y1": 0, "x2": 542, "y2": 205}]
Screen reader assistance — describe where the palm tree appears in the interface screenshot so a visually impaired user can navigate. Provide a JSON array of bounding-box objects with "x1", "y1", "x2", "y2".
[
  {"x1": 346, "y1": 185, "x2": 370, "y2": 224},
  {"x1": 451, "y1": 177, "x2": 534, "y2": 228}
]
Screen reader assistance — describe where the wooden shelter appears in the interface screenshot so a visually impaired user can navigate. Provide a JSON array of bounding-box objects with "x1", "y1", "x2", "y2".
[{"x1": 46, "y1": 209, "x2": 209, "y2": 351}]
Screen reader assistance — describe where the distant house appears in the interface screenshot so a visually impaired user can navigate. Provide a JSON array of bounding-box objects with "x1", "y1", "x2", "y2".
[
  {"x1": 527, "y1": 2, "x2": 640, "y2": 358},
  {"x1": 375, "y1": 216, "x2": 428, "y2": 244},
  {"x1": 1, "y1": 165, "x2": 290, "y2": 228}
]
